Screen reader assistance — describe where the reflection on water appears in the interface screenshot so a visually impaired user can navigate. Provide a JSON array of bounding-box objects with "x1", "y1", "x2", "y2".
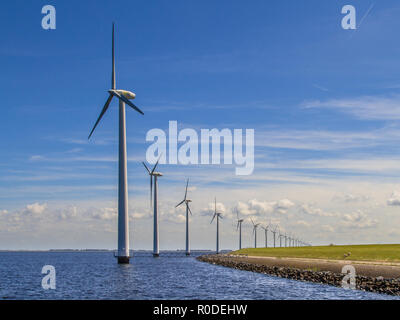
[{"x1": 0, "y1": 251, "x2": 398, "y2": 300}]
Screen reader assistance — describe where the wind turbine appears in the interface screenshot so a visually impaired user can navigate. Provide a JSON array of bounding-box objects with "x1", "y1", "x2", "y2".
[
  {"x1": 278, "y1": 228, "x2": 283, "y2": 247},
  {"x1": 261, "y1": 225, "x2": 269, "y2": 248},
  {"x1": 251, "y1": 219, "x2": 260, "y2": 248},
  {"x1": 271, "y1": 225, "x2": 278, "y2": 248},
  {"x1": 284, "y1": 232, "x2": 288, "y2": 247},
  {"x1": 210, "y1": 198, "x2": 223, "y2": 254},
  {"x1": 143, "y1": 157, "x2": 162, "y2": 257},
  {"x1": 176, "y1": 179, "x2": 193, "y2": 256},
  {"x1": 234, "y1": 208, "x2": 244, "y2": 250},
  {"x1": 88, "y1": 23, "x2": 144, "y2": 264}
]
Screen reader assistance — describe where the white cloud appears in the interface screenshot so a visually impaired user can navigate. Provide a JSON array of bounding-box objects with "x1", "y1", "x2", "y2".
[
  {"x1": 302, "y1": 94, "x2": 400, "y2": 120},
  {"x1": 333, "y1": 194, "x2": 370, "y2": 203},
  {"x1": 340, "y1": 210, "x2": 378, "y2": 229},
  {"x1": 25, "y1": 203, "x2": 47, "y2": 215},
  {"x1": 387, "y1": 191, "x2": 400, "y2": 206},
  {"x1": 90, "y1": 207, "x2": 117, "y2": 220},
  {"x1": 201, "y1": 201, "x2": 227, "y2": 217},
  {"x1": 275, "y1": 199, "x2": 295, "y2": 215},
  {"x1": 299, "y1": 203, "x2": 336, "y2": 217}
]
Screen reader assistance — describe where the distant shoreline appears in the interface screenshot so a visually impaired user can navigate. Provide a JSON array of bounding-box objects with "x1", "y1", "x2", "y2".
[{"x1": 197, "y1": 254, "x2": 400, "y2": 296}]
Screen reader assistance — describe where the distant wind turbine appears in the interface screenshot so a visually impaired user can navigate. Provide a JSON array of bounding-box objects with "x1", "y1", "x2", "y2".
[
  {"x1": 88, "y1": 23, "x2": 144, "y2": 264},
  {"x1": 143, "y1": 157, "x2": 162, "y2": 257},
  {"x1": 261, "y1": 225, "x2": 269, "y2": 248},
  {"x1": 271, "y1": 225, "x2": 278, "y2": 248},
  {"x1": 211, "y1": 198, "x2": 223, "y2": 254},
  {"x1": 278, "y1": 228, "x2": 283, "y2": 248},
  {"x1": 234, "y1": 208, "x2": 244, "y2": 250},
  {"x1": 176, "y1": 179, "x2": 193, "y2": 256},
  {"x1": 251, "y1": 218, "x2": 260, "y2": 248}
]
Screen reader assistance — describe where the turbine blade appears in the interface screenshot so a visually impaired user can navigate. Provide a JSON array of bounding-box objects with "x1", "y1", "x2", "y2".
[
  {"x1": 188, "y1": 205, "x2": 193, "y2": 216},
  {"x1": 142, "y1": 162, "x2": 150, "y2": 174},
  {"x1": 88, "y1": 94, "x2": 113, "y2": 139},
  {"x1": 176, "y1": 200, "x2": 185, "y2": 208},
  {"x1": 111, "y1": 90, "x2": 144, "y2": 115},
  {"x1": 184, "y1": 179, "x2": 189, "y2": 200},
  {"x1": 214, "y1": 198, "x2": 217, "y2": 214},
  {"x1": 112, "y1": 23, "x2": 116, "y2": 90},
  {"x1": 151, "y1": 154, "x2": 162, "y2": 174},
  {"x1": 236, "y1": 222, "x2": 239, "y2": 231},
  {"x1": 210, "y1": 213, "x2": 216, "y2": 224}
]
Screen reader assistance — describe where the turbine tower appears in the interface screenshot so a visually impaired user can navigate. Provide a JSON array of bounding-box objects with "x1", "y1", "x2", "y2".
[
  {"x1": 143, "y1": 157, "x2": 162, "y2": 257},
  {"x1": 235, "y1": 208, "x2": 244, "y2": 250},
  {"x1": 211, "y1": 198, "x2": 223, "y2": 254},
  {"x1": 271, "y1": 225, "x2": 278, "y2": 248},
  {"x1": 278, "y1": 228, "x2": 283, "y2": 247},
  {"x1": 88, "y1": 23, "x2": 144, "y2": 264},
  {"x1": 261, "y1": 225, "x2": 269, "y2": 248},
  {"x1": 176, "y1": 179, "x2": 193, "y2": 256},
  {"x1": 251, "y1": 219, "x2": 260, "y2": 248}
]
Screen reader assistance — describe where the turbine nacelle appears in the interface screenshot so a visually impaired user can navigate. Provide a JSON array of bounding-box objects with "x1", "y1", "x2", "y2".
[{"x1": 109, "y1": 89, "x2": 136, "y2": 100}]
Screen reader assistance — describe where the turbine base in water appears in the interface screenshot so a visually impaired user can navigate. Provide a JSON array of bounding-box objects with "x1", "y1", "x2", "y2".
[
  {"x1": 117, "y1": 256, "x2": 130, "y2": 264},
  {"x1": 153, "y1": 253, "x2": 160, "y2": 258}
]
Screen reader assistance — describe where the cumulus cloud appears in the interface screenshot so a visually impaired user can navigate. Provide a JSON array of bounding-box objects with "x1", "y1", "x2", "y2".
[
  {"x1": 235, "y1": 199, "x2": 295, "y2": 218},
  {"x1": 201, "y1": 201, "x2": 227, "y2": 218},
  {"x1": 387, "y1": 191, "x2": 400, "y2": 206},
  {"x1": 275, "y1": 199, "x2": 295, "y2": 215},
  {"x1": 340, "y1": 210, "x2": 378, "y2": 229},
  {"x1": 299, "y1": 203, "x2": 336, "y2": 217},
  {"x1": 90, "y1": 207, "x2": 117, "y2": 220},
  {"x1": 25, "y1": 203, "x2": 47, "y2": 215},
  {"x1": 333, "y1": 194, "x2": 370, "y2": 203}
]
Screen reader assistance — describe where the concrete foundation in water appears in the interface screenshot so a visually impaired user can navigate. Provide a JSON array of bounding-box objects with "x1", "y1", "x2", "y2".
[{"x1": 117, "y1": 256, "x2": 130, "y2": 264}]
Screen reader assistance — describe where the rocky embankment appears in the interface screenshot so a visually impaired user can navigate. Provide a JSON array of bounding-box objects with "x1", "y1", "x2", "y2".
[{"x1": 197, "y1": 254, "x2": 400, "y2": 296}]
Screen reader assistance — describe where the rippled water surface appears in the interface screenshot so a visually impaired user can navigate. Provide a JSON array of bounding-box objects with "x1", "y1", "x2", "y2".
[{"x1": 0, "y1": 251, "x2": 398, "y2": 300}]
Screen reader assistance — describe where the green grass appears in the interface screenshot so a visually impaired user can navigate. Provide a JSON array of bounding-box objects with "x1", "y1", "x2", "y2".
[{"x1": 231, "y1": 244, "x2": 400, "y2": 262}]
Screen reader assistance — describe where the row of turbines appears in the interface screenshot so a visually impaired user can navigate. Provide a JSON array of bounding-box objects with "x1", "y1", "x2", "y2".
[
  {"x1": 237, "y1": 213, "x2": 311, "y2": 251},
  {"x1": 143, "y1": 157, "x2": 310, "y2": 257},
  {"x1": 87, "y1": 23, "x2": 311, "y2": 264}
]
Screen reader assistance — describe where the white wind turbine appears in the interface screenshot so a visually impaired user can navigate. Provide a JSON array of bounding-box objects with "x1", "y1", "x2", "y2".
[
  {"x1": 271, "y1": 225, "x2": 278, "y2": 248},
  {"x1": 176, "y1": 179, "x2": 193, "y2": 256},
  {"x1": 88, "y1": 23, "x2": 144, "y2": 264},
  {"x1": 261, "y1": 224, "x2": 269, "y2": 248},
  {"x1": 284, "y1": 232, "x2": 288, "y2": 247},
  {"x1": 210, "y1": 198, "x2": 223, "y2": 254},
  {"x1": 278, "y1": 228, "x2": 283, "y2": 247},
  {"x1": 143, "y1": 157, "x2": 162, "y2": 257},
  {"x1": 234, "y1": 208, "x2": 244, "y2": 250},
  {"x1": 251, "y1": 219, "x2": 260, "y2": 248}
]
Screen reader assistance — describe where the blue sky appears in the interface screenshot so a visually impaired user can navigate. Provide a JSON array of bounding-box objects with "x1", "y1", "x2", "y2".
[{"x1": 2, "y1": 1, "x2": 400, "y2": 250}]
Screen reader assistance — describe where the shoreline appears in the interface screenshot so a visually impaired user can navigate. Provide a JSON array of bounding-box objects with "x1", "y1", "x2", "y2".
[{"x1": 197, "y1": 254, "x2": 400, "y2": 296}]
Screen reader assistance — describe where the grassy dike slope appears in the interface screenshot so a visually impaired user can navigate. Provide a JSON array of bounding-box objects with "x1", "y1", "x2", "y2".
[{"x1": 231, "y1": 244, "x2": 400, "y2": 263}]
